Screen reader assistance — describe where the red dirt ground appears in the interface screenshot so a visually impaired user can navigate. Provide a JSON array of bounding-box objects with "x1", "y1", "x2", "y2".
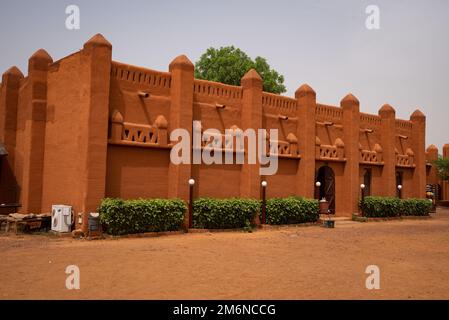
[{"x1": 1, "y1": 207, "x2": 449, "y2": 300}]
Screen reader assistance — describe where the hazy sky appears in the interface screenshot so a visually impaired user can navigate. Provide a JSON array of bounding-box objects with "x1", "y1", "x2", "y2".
[{"x1": 0, "y1": 0, "x2": 448, "y2": 150}]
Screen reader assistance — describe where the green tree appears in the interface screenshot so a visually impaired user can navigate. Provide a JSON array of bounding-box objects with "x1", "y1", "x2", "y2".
[
  {"x1": 194, "y1": 46, "x2": 286, "y2": 94},
  {"x1": 434, "y1": 155, "x2": 449, "y2": 181}
]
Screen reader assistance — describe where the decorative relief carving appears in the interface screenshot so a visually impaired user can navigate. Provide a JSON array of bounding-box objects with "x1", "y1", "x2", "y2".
[
  {"x1": 395, "y1": 135, "x2": 415, "y2": 167},
  {"x1": 194, "y1": 126, "x2": 300, "y2": 158},
  {"x1": 264, "y1": 132, "x2": 300, "y2": 158},
  {"x1": 195, "y1": 124, "x2": 244, "y2": 153},
  {"x1": 396, "y1": 147, "x2": 415, "y2": 167},
  {"x1": 109, "y1": 110, "x2": 169, "y2": 148},
  {"x1": 315, "y1": 137, "x2": 345, "y2": 161},
  {"x1": 360, "y1": 143, "x2": 384, "y2": 165}
]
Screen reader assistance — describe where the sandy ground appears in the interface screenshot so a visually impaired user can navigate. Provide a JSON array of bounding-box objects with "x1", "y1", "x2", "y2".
[{"x1": 1, "y1": 207, "x2": 449, "y2": 300}]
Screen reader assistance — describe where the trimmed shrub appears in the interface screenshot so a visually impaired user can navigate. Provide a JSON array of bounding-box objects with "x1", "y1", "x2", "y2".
[
  {"x1": 360, "y1": 196, "x2": 402, "y2": 217},
  {"x1": 193, "y1": 198, "x2": 259, "y2": 229},
  {"x1": 99, "y1": 198, "x2": 186, "y2": 235},
  {"x1": 265, "y1": 196, "x2": 319, "y2": 225},
  {"x1": 401, "y1": 198, "x2": 432, "y2": 216},
  {"x1": 360, "y1": 196, "x2": 431, "y2": 217}
]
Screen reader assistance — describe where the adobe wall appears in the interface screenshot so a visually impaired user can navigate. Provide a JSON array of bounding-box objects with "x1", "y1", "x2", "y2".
[
  {"x1": 0, "y1": 33, "x2": 438, "y2": 231},
  {"x1": 425, "y1": 144, "x2": 449, "y2": 201},
  {"x1": 106, "y1": 62, "x2": 172, "y2": 202},
  {"x1": 0, "y1": 67, "x2": 23, "y2": 204},
  {"x1": 106, "y1": 53, "x2": 427, "y2": 217},
  {"x1": 0, "y1": 35, "x2": 112, "y2": 233},
  {"x1": 40, "y1": 51, "x2": 85, "y2": 214},
  {"x1": 3, "y1": 73, "x2": 19, "y2": 205},
  {"x1": 443, "y1": 144, "x2": 449, "y2": 200},
  {"x1": 426, "y1": 145, "x2": 439, "y2": 185}
]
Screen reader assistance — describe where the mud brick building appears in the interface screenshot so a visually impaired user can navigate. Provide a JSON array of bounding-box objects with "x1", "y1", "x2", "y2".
[
  {"x1": 0, "y1": 34, "x2": 447, "y2": 232},
  {"x1": 426, "y1": 144, "x2": 449, "y2": 202}
]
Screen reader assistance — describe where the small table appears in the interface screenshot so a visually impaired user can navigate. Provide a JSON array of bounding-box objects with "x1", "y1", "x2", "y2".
[{"x1": 5, "y1": 216, "x2": 51, "y2": 234}]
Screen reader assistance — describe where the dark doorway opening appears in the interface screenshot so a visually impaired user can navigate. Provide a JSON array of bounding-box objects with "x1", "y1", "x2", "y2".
[
  {"x1": 363, "y1": 169, "x2": 372, "y2": 196},
  {"x1": 436, "y1": 184, "x2": 442, "y2": 201},
  {"x1": 316, "y1": 166, "x2": 336, "y2": 214},
  {"x1": 396, "y1": 171, "x2": 403, "y2": 198}
]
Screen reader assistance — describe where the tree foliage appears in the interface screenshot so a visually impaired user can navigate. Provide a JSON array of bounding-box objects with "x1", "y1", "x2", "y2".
[
  {"x1": 194, "y1": 46, "x2": 286, "y2": 94},
  {"x1": 434, "y1": 155, "x2": 449, "y2": 181}
]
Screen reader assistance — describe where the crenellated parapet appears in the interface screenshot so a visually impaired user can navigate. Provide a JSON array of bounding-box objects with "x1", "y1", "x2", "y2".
[
  {"x1": 111, "y1": 61, "x2": 171, "y2": 92},
  {"x1": 262, "y1": 92, "x2": 297, "y2": 116},
  {"x1": 194, "y1": 79, "x2": 243, "y2": 101},
  {"x1": 316, "y1": 103, "x2": 343, "y2": 124}
]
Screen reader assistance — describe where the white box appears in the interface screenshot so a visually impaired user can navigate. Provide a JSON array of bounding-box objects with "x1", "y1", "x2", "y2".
[{"x1": 51, "y1": 205, "x2": 72, "y2": 232}]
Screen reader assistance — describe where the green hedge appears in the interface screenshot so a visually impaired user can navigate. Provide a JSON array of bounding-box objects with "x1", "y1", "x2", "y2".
[
  {"x1": 99, "y1": 195, "x2": 430, "y2": 235},
  {"x1": 360, "y1": 196, "x2": 431, "y2": 217},
  {"x1": 401, "y1": 198, "x2": 432, "y2": 216},
  {"x1": 193, "y1": 198, "x2": 259, "y2": 229},
  {"x1": 99, "y1": 198, "x2": 186, "y2": 235},
  {"x1": 265, "y1": 197, "x2": 319, "y2": 225},
  {"x1": 360, "y1": 196, "x2": 402, "y2": 217}
]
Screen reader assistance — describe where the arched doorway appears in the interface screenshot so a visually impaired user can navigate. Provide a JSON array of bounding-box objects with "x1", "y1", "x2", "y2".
[{"x1": 316, "y1": 166, "x2": 336, "y2": 214}]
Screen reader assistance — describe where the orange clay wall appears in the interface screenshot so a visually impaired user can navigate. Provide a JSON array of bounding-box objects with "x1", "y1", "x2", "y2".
[
  {"x1": 106, "y1": 62, "x2": 172, "y2": 200},
  {"x1": 40, "y1": 51, "x2": 86, "y2": 213},
  {"x1": 425, "y1": 144, "x2": 449, "y2": 201},
  {"x1": 0, "y1": 67, "x2": 23, "y2": 204},
  {"x1": 440, "y1": 144, "x2": 449, "y2": 201},
  {"x1": 0, "y1": 34, "x2": 443, "y2": 232},
  {"x1": 193, "y1": 80, "x2": 244, "y2": 199},
  {"x1": 426, "y1": 145, "x2": 439, "y2": 186},
  {"x1": 440, "y1": 143, "x2": 449, "y2": 200}
]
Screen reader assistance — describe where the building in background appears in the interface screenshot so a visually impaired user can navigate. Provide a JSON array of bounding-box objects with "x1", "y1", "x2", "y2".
[
  {"x1": 0, "y1": 34, "x2": 445, "y2": 233},
  {"x1": 426, "y1": 144, "x2": 449, "y2": 202}
]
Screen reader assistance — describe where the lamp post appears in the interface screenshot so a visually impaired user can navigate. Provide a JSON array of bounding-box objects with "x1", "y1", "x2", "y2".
[
  {"x1": 315, "y1": 181, "x2": 321, "y2": 200},
  {"x1": 360, "y1": 183, "x2": 366, "y2": 216},
  {"x1": 397, "y1": 184, "x2": 403, "y2": 217},
  {"x1": 261, "y1": 180, "x2": 267, "y2": 224},
  {"x1": 188, "y1": 178, "x2": 195, "y2": 229}
]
